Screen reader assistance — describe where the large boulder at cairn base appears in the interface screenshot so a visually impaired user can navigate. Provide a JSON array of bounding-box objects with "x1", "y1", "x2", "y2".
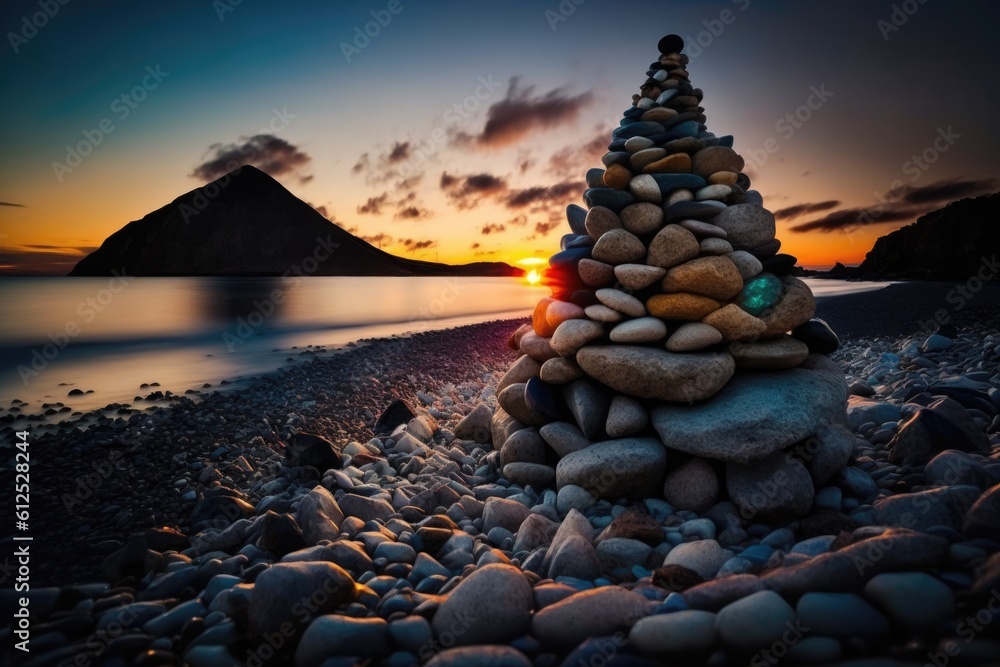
[
  {"x1": 651, "y1": 355, "x2": 848, "y2": 464},
  {"x1": 556, "y1": 438, "x2": 667, "y2": 500},
  {"x1": 576, "y1": 346, "x2": 735, "y2": 403}
]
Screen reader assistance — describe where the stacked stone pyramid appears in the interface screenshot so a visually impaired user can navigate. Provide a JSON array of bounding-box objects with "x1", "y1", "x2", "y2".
[{"x1": 495, "y1": 34, "x2": 853, "y2": 520}]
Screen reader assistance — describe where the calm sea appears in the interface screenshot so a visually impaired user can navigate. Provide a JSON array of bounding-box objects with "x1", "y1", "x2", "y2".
[{"x1": 0, "y1": 276, "x2": 891, "y2": 420}]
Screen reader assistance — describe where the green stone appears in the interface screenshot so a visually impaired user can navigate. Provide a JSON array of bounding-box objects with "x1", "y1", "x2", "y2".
[{"x1": 737, "y1": 273, "x2": 783, "y2": 316}]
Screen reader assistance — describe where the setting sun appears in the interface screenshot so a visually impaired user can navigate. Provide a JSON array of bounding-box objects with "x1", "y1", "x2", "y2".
[{"x1": 526, "y1": 269, "x2": 542, "y2": 285}]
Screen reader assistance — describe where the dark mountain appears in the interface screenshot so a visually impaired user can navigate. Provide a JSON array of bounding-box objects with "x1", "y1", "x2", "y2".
[
  {"x1": 854, "y1": 192, "x2": 1000, "y2": 280},
  {"x1": 69, "y1": 166, "x2": 521, "y2": 278}
]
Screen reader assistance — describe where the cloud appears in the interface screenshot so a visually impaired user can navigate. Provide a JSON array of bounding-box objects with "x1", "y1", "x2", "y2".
[
  {"x1": 506, "y1": 180, "x2": 582, "y2": 209},
  {"x1": 532, "y1": 220, "x2": 562, "y2": 237},
  {"x1": 362, "y1": 232, "x2": 393, "y2": 247},
  {"x1": 0, "y1": 201, "x2": 25, "y2": 207},
  {"x1": 395, "y1": 206, "x2": 431, "y2": 220},
  {"x1": 352, "y1": 153, "x2": 369, "y2": 174},
  {"x1": 388, "y1": 141, "x2": 411, "y2": 163},
  {"x1": 507, "y1": 214, "x2": 529, "y2": 227},
  {"x1": 477, "y1": 77, "x2": 594, "y2": 148},
  {"x1": 191, "y1": 134, "x2": 311, "y2": 182},
  {"x1": 773, "y1": 200, "x2": 841, "y2": 220},
  {"x1": 481, "y1": 223, "x2": 505, "y2": 235},
  {"x1": 548, "y1": 128, "x2": 608, "y2": 179},
  {"x1": 440, "y1": 171, "x2": 509, "y2": 209},
  {"x1": 789, "y1": 177, "x2": 998, "y2": 233},
  {"x1": 357, "y1": 192, "x2": 389, "y2": 215},
  {"x1": 400, "y1": 238, "x2": 437, "y2": 253},
  {"x1": 471, "y1": 242, "x2": 481, "y2": 249},
  {"x1": 474, "y1": 250, "x2": 497, "y2": 256}
]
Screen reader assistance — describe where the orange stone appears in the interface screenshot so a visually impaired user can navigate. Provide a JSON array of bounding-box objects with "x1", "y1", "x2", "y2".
[
  {"x1": 643, "y1": 153, "x2": 692, "y2": 174},
  {"x1": 603, "y1": 163, "x2": 633, "y2": 190},
  {"x1": 647, "y1": 293, "x2": 722, "y2": 321}
]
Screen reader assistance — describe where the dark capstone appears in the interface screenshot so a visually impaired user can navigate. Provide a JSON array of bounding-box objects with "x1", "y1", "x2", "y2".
[
  {"x1": 549, "y1": 247, "x2": 592, "y2": 271},
  {"x1": 612, "y1": 121, "x2": 666, "y2": 140},
  {"x1": 761, "y1": 254, "x2": 798, "y2": 276},
  {"x1": 650, "y1": 174, "x2": 707, "y2": 198},
  {"x1": 799, "y1": 510, "x2": 856, "y2": 539},
  {"x1": 658, "y1": 34, "x2": 685, "y2": 55},
  {"x1": 525, "y1": 377, "x2": 566, "y2": 423},
  {"x1": 583, "y1": 188, "x2": 636, "y2": 214},
  {"x1": 663, "y1": 200, "x2": 723, "y2": 222},
  {"x1": 566, "y1": 204, "x2": 588, "y2": 235},
  {"x1": 571, "y1": 290, "x2": 600, "y2": 308},
  {"x1": 793, "y1": 318, "x2": 841, "y2": 354},
  {"x1": 285, "y1": 432, "x2": 344, "y2": 471},
  {"x1": 652, "y1": 564, "x2": 704, "y2": 592},
  {"x1": 374, "y1": 399, "x2": 416, "y2": 435}
]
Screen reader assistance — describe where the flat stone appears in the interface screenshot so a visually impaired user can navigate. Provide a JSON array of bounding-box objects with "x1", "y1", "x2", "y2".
[
  {"x1": 728, "y1": 250, "x2": 763, "y2": 279},
  {"x1": 709, "y1": 171, "x2": 739, "y2": 186},
  {"x1": 679, "y1": 219, "x2": 727, "y2": 238},
  {"x1": 602, "y1": 164, "x2": 631, "y2": 190},
  {"x1": 556, "y1": 438, "x2": 668, "y2": 500},
  {"x1": 295, "y1": 616, "x2": 388, "y2": 664},
  {"x1": 760, "y1": 277, "x2": 816, "y2": 336},
  {"x1": 540, "y1": 357, "x2": 583, "y2": 385},
  {"x1": 665, "y1": 322, "x2": 724, "y2": 351},
  {"x1": 605, "y1": 394, "x2": 649, "y2": 438},
  {"x1": 796, "y1": 592, "x2": 889, "y2": 640},
  {"x1": 583, "y1": 304, "x2": 623, "y2": 322},
  {"x1": 539, "y1": 422, "x2": 591, "y2": 458},
  {"x1": 663, "y1": 458, "x2": 719, "y2": 513},
  {"x1": 585, "y1": 207, "x2": 622, "y2": 240},
  {"x1": 577, "y1": 259, "x2": 615, "y2": 288},
  {"x1": 702, "y1": 304, "x2": 767, "y2": 341},
  {"x1": 596, "y1": 288, "x2": 646, "y2": 317},
  {"x1": 640, "y1": 107, "x2": 679, "y2": 123},
  {"x1": 646, "y1": 224, "x2": 700, "y2": 269},
  {"x1": 649, "y1": 294, "x2": 722, "y2": 321},
  {"x1": 726, "y1": 452, "x2": 815, "y2": 519},
  {"x1": 546, "y1": 301, "x2": 585, "y2": 328},
  {"x1": 499, "y1": 428, "x2": 547, "y2": 468},
  {"x1": 339, "y1": 494, "x2": 395, "y2": 522},
  {"x1": 432, "y1": 564, "x2": 533, "y2": 645},
  {"x1": 728, "y1": 335, "x2": 810, "y2": 370},
  {"x1": 650, "y1": 174, "x2": 707, "y2": 199},
  {"x1": 583, "y1": 188, "x2": 635, "y2": 214},
  {"x1": 662, "y1": 256, "x2": 743, "y2": 300},
  {"x1": 683, "y1": 575, "x2": 765, "y2": 611},
  {"x1": 663, "y1": 540, "x2": 733, "y2": 579},
  {"x1": 601, "y1": 151, "x2": 630, "y2": 168},
  {"x1": 873, "y1": 485, "x2": 980, "y2": 533},
  {"x1": 614, "y1": 264, "x2": 666, "y2": 290},
  {"x1": 624, "y1": 136, "x2": 655, "y2": 153},
  {"x1": 628, "y1": 174, "x2": 664, "y2": 204},
  {"x1": 531, "y1": 586, "x2": 651, "y2": 649},
  {"x1": 551, "y1": 319, "x2": 605, "y2": 357},
  {"x1": 699, "y1": 238, "x2": 733, "y2": 255},
  {"x1": 597, "y1": 538, "x2": 655, "y2": 570},
  {"x1": 519, "y1": 332, "x2": 559, "y2": 363},
  {"x1": 692, "y1": 146, "x2": 745, "y2": 179},
  {"x1": 663, "y1": 200, "x2": 725, "y2": 223},
  {"x1": 712, "y1": 204, "x2": 775, "y2": 247},
  {"x1": 864, "y1": 572, "x2": 955, "y2": 627},
  {"x1": 652, "y1": 354, "x2": 848, "y2": 464},
  {"x1": 610, "y1": 317, "x2": 668, "y2": 344},
  {"x1": 644, "y1": 153, "x2": 692, "y2": 174},
  {"x1": 577, "y1": 345, "x2": 735, "y2": 403},
  {"x1": 715, "y1": 591, "x2": 796, "y2": 652},
  {"x1": 504, "y1": 462, "x2": 556, "y2": 489},
  {"x1": 620, "y1": 202, "x2": 664, "y2": 235},
  {"x1": 629, "y1": 610, "x2": 718, "y2": 655},
  {"x1": 591, "y1": 229, "x2": 646, "y2": 265},
  {"x1": 695, "y1": 184, "x2": 732, "y2": 201},
  {"x1": 424, "y1": 646, "x2": 532, "y2": 667},
  {"x1": 630, "y1": 147, "x2": 667, "y2": 172}
]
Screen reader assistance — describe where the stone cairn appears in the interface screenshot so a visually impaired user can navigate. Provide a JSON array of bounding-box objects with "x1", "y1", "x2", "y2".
[{"x1": 496, "y1": 34, "x2": 853, "y2": 520}]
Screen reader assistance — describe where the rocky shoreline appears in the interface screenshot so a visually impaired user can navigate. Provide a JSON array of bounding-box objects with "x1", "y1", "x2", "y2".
[{"x1": 3, "y1": 303, "x2": 999, "y2": 666}]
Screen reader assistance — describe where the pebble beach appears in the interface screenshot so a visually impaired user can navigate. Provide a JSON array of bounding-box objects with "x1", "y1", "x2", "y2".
[{"x1": 3, "y1": 282, "x2": 1000, "y2": 667}]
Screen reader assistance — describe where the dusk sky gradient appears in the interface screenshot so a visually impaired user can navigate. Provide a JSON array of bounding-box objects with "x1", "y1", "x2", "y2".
[{"x1": 1, "y1": 0, "x2": 998, "y2": 274}]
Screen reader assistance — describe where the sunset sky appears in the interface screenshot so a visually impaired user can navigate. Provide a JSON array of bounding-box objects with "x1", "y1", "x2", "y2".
[{"x1": 1, "y1": 0, "x2": 998, "y2": 274}]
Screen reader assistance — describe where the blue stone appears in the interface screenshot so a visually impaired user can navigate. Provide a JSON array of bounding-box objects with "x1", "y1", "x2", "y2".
[
  {"x1": 656, "y1": 88, "x2": 679, "y2": 105},
  {"x1": 649, "y1": 174, "x2": 707, "y2": 198},
  {"x1": 586, "y1": 168, "x2": 606, "y2": 188},
  {"x1": 549, "y1": 246, "x2": 591, "y2": 270},
  {"x1": 561, "y1": 234, "x2": 593, "y2": 251},
  {"x1": 623, "y1": 107, "x2": 644, "y2": 119},
  {"x1": 669, "y1": 120, "x2": 700, "y2": 138},
  {"x1": 414, "y1": 575, "x2": 446, "y2": 593},
  {"x1": 525, "y1": 377, "x2": 566, "y2": 423},
  {"x1": 619, "y1": 116, "x2": 641, "y2": 127},
  {"x1": 583, "y1": 188, "x2": 636, "y2": 214},
  {"x1": 656, "y1": 592, "x2": 689, "y2": 614},
  {"x1": 612, "y1": 121, "x2": 665, "y2": 140},
  {"x1": 736, "y1": 273, "x2": 783, "y2": 316},
  {"x1": 566, "y1": 204, "x2": 587, "y2": 235},
  {"x1": 663, "y1": 200, "x2": 725, "y2": 222},
  {"x1": 740, "y1": 544, "x2": 773, "y2": 568}
]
